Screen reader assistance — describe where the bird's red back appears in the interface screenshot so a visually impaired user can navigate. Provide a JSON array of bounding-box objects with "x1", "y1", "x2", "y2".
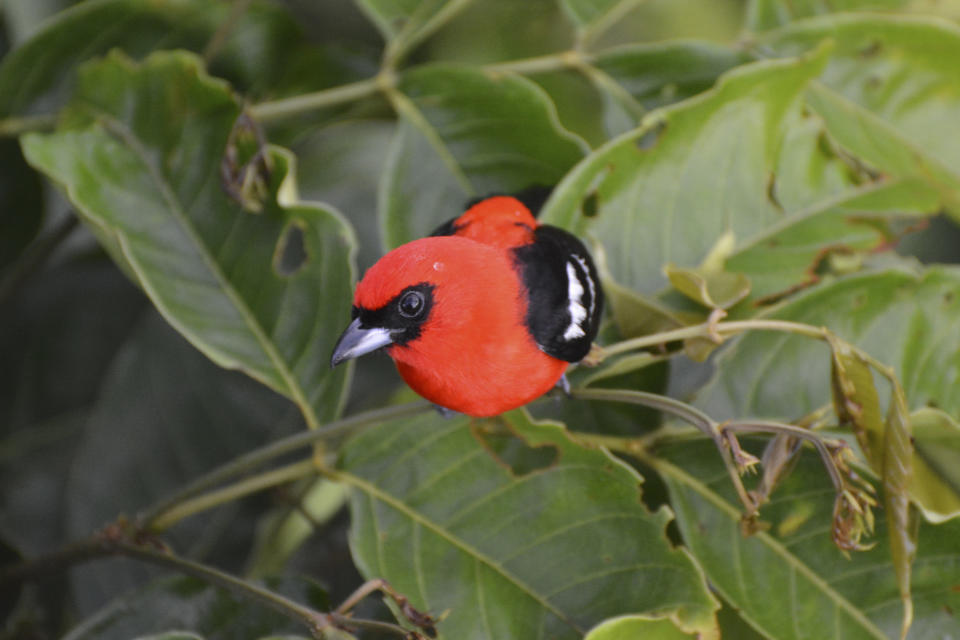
[{"x1": 444, "y1": 196, "x2": 537, "y2": 249}]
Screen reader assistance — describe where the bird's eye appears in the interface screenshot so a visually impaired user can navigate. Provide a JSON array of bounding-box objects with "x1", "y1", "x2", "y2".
[{"x1": 398, "y1": 290, "x2": 425, "y2": 319}]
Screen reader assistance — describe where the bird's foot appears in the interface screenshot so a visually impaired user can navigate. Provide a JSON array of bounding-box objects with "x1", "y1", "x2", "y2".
[{"x1": 433, "y1": 404, "x2": 460, "y2": 419}]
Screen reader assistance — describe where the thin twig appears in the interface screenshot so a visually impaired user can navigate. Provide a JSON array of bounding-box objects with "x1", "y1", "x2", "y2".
[
  {"x1": 149, "y1": 459, "x2": 318, "y2": 532},
  {"x1": 599, "y1": 318, "x2": 827, "y2": 361},
  {"x1": 0, "y1": 113, "x2": 56, "y2": 137},
  {"x1": 722, "y1": 421, "x2": 845, "y2": 491},
  {"x1": 569, "y1": 387, "x2": 757, "y2": 514},
  {"x1": 248, "y1": 77, "x2": 384, "y2": 122}
]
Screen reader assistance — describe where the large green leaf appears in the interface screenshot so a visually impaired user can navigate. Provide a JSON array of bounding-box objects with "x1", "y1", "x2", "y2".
[
  {"x1": 762, "y1": 15, "x2": 960, "y2": 215},
  {"x1": 699, "y1": 266, "x2": 960, "y2": 421},
  {"x1": 380, "y1": 65, "x2": 587, "y2": 248},
  {"x1": 291, "y1": 119, "x2": 395, "y2": 271},
  {"x1": 540, "y1": 44, "x2": 926, "y2": 306},
  {"x1": 22, "y1": 51, "x2": 355, "y2": 429},
  {"x1": 726, "y1": 176, "x2": 938, "y2": 303},
  {"x1": 0, "y1": 0, "x2": 324, "y2": 119},
  {"x1": 908, "y1": 408, "x2": 960, "y2": 523},
  {"x1": 655, "y1": 436, "x2": 960, "y2": 640},
  {"x1": 746, "y1": 0, "x2": 910, "y2": 31},
  {"x1": 337, "y1": 410, "x2": 719, "y2": 639}
]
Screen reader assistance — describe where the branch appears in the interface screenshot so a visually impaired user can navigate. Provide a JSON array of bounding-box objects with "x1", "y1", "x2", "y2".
[{"x1": 248, "y1": 76, "x2": 385, "y2": 122}]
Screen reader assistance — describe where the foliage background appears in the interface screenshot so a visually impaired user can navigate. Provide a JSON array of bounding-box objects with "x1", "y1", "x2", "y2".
[{"x1": 3, "y1": 0, "x2": 960, "y2": 639}]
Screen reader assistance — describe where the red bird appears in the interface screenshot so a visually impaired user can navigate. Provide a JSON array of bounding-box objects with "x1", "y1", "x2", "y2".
[{"x1": 330, "y1": 193, "x2": 603, "y2": 417}]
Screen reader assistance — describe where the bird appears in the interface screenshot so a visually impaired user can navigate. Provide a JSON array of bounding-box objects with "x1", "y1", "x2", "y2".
[{"x1": 330, "y1": 191, "x2": 603, "y2": 417}]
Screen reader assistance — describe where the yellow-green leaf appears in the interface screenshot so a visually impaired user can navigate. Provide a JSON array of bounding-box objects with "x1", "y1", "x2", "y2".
[{"x1": 910, "y1": 408, "x2": 960, "y2": 523}]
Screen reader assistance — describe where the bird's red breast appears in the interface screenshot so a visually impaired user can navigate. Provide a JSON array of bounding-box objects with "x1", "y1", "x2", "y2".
[{"x1": 354, "y1": 235, "x2": 567, "y2": 417}]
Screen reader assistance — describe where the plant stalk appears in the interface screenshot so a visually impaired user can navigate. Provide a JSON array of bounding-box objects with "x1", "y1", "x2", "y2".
[
  {"x1": 0, "y1": 113, "x2": 56, "y2": 137},
  {"x1": 599, "y1": 319, "x2": 828, "y2": 361},
  {"x1": 149, "y1": 459, "x2": 318, "y2": 531}
]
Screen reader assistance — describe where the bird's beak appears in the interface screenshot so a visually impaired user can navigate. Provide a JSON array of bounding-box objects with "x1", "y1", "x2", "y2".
[{"x1": 330, "y1": 318, "x2": 394, "y2": 367}]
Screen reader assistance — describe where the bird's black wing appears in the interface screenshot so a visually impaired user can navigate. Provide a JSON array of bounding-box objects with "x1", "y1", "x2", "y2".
[{"x1": 511, "y1": 225, "x2": 603, "y2": 362}]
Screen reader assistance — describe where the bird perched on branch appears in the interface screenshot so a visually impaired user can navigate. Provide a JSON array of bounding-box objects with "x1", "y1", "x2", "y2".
[{"x1": 330, "y1": 191, "x2": 603, "y2": 417}]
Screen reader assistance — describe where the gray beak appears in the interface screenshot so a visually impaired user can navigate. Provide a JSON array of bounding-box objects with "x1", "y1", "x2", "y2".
[{"x1": 330, "y1": 318, "x2": 394, "y2": 367}]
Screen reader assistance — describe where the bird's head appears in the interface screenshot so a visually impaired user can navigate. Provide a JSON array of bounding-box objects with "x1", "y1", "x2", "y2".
[{"x1": 329, "y1": 235, "x2": 519, "y2": 368}]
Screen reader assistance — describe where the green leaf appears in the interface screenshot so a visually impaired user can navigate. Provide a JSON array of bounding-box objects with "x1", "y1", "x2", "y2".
[
  {"x1": 381, "y1": 65, "x2": 586, "y2": 248},
  {"x1": 540, "y1": 45, "x2": 832, "y2": 299},
  {"x1": 338, "y1": 410, "x2": 719, "y2": 639},
  {"x1": 584, "y1": 614, "x2": 702, "y2": 640},
  {"x1": 699, "y1": 266, "x2": 960, "y2": 421},
  {"x1": 746, "y1": 0, "x2": 910, "y2": 32},
  {"x1": 21, "y1": 51, "x2": 356, "y2": 429},
  {"x1": 828, "y1": 334, "x2": 885, "y2": 470},
  {"x1": 0, "y1": 0, "x2": 322, "y2": 118},
  {"x1": 654, "y1": 436, "x2": 960, "y2": 640},
  {"x1": 544, "y1": 41, "x2": 942, "y2": 312},
  {"x1": 64, "y1": 575, "x2": 334, "y2": 640},
  {"x1": 909, "y1": 408, "x2": 960, "y2": 523},
  {"x1": 883, "y1": 386, "x2": 917, "y2": 640},
  {"x1": 762, "y1": 15, "x2": 960, "y2": 215},
  {"x1": 726, "y1": 177, "x2": 939, "y2": 303},
  {"x1": 290, "y1": 119, "x2": 396, "y2": 271},
  {"x1": 353, "y1": 0, "x2": 473, "y2": 66},
  {"x1": 665, "y1": 229, "x2": 752, "y2": 309}
]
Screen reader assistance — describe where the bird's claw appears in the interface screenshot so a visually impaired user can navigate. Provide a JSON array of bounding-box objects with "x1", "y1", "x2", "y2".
[{"x1": 433, "y1": 404, "x2": 459, "y2": 419}]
